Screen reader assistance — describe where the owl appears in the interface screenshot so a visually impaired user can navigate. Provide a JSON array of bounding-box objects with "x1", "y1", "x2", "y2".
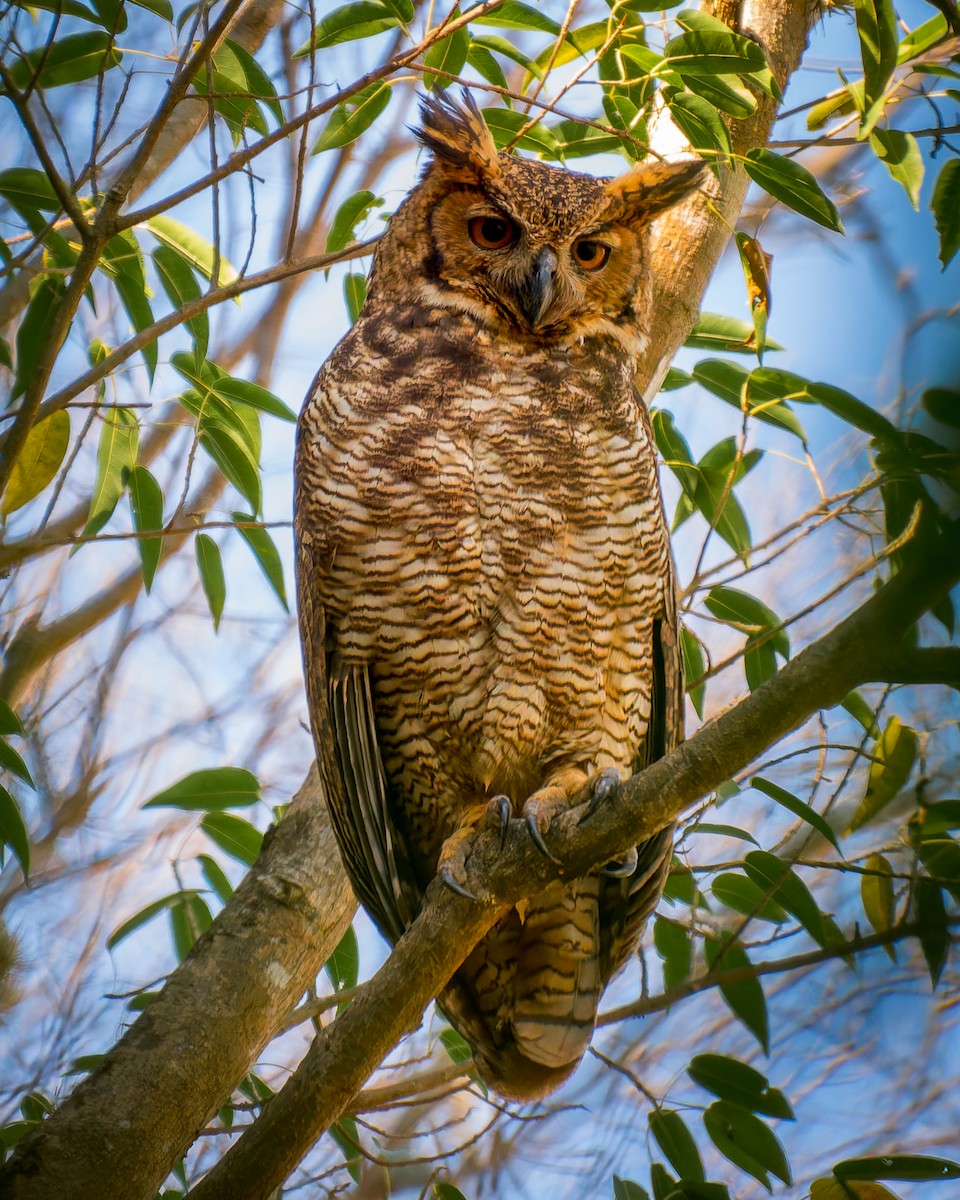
[{"x1": 294, "y1": 92, "x2": 702, "y2": 1100}]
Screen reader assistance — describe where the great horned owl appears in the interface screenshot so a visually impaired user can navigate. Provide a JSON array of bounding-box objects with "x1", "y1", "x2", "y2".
[{"x1": 295, "y1": 93, "x2": 701, "y2": 1100}]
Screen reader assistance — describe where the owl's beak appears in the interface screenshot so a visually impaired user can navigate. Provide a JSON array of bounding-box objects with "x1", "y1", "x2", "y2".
[{"x1": 517, "y1": 248, "x2": 558, "y2": 328}]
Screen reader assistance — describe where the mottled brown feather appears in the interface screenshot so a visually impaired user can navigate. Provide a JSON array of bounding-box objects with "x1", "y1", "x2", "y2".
[{"x1": 294, "y1": 94, "x2": 700, "y2": 1099}]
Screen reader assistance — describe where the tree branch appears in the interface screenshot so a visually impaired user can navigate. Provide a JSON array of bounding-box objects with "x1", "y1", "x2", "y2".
[
  {"x1": 871, "y1": 645, "x2": 960, "y2": 690},
  {"x1": 185, "y1": 520, "x2": 960, "y2": 1200}
]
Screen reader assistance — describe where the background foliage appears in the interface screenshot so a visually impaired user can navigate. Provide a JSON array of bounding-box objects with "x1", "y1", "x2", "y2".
[{"x1": 0, "y1": 0, "x2": 959, "y2": 1196}]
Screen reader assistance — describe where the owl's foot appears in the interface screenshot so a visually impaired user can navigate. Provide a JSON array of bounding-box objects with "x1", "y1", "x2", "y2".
[
  {"x1": 484, "y1": 793, "x2": 513, "y2": 852},
  {"x1": 437, "y1": 796, "x2": 513, "y2": 900},
  {"x1": 578, "y1": 767, "x2": 622, "y2": 825},
  {"x1": 602, "y1": 843, "x2": 638, "y2": 878},
  {"x1": 521, "y1": 785, "x2": 572, "y2": 866},
  {"x1": 438, "y1": 866, "x2": 477, "y2": 901}
]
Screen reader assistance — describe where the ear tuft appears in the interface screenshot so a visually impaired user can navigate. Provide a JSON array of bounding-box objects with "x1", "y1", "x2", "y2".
[
  {"x1": 605, "y1": 157, "x2": 706, "y2": 225},
  {"x1": 415, "y1": 89, "x2": 501, "y2": 181}
]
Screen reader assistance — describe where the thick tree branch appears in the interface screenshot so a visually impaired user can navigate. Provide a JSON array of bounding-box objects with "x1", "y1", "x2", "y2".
[
  {"x1": 187, "y1": 522, "x2": 960, "y2": 1200},
  {"x1": 871, "y1": 645, "x2": 960, "y2": 690}
]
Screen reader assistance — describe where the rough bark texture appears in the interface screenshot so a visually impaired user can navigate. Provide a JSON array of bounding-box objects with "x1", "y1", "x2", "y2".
[{"x1": 0, "y1": 768, "x2": 355, "y2": 1200}]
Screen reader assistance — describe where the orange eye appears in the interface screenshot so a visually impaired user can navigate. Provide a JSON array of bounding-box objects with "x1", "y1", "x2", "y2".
[
  {"x1": 468, "y1": 215, "x2": 517, "y2": 250},
  {"x1": 572, "y1": 238, "x2": 610, "y2": 271}
]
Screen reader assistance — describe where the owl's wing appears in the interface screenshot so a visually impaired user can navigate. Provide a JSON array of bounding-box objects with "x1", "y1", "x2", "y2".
[
  {"x1": 296, "y1": 540, "x2": 419, "y2": 945},
  {"x1": 599, "y1": 606, "x2": 684, "y2": 983}
]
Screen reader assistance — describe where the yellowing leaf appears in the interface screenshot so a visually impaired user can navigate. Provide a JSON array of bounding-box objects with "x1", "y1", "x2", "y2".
[
  {"x1": 1, "y1": 410, "x2": 70, "y2": 518},
  {"x1": 861, "y1": 853, "x2": 896, "y2": 960},
  {"x1": 848, "y1": 717, "x2": 918, "y2": 832}
]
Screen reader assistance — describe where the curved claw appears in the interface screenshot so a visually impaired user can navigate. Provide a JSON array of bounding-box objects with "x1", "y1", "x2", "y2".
[
  {"x1": 438, "y1": 866, "x2": 477, "y2": 901},
  {"x1": 602, "y1": 844, "x2": 639, "y2": 879},
  {"x1": 525, "y1": 811, "x2": 562, "y2": 865},
  {"x1": 579, "y1": 767, "x2": 622, "y2": 826},
  {"x1": 486, "y1": 794, "x2": 512, "y2": 852}
]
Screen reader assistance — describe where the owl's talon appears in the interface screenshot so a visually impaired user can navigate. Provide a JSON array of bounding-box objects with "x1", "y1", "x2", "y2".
[
  {"x1": 602, "y1": 844, "x2": 638, "y2": 878},
  {"x1": 439, "y1": 867, "x2": 477, "y2": 901},
  {"x1": 579, "y1": 767, "x2": 622, "y2": 825},
  {"x1": 485, "y1": 794, "x2": 512, "y2": 851},
  {"x1": 526, "y1": 811, "x2": 562, "y2": 865}
]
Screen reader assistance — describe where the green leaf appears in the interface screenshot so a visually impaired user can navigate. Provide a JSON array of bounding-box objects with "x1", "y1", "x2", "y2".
[
  {"x1": 169, "y1": 891, "x2": 212, "y2": 960},
  {"x1": 294, "y1": 1, "x2": 399, "y2": 55},
  {"x1": 434, "y1": 1184, "x2": 468, "y2": 1200},
  {"x1": 424, "y1": 24, "x2": 470, "y2": 91},
  {"x1": 470, "y1": 34, "x2": 540, "y2": 80},
  {"x1": 652, "y1": 409, "x2": 699, "y2": 500},
  {"x1": 0, "y1": 738, "x2": 34, "y2": 788},
  {"x1": 482, "y1": 107, "x2": 561, "y2": 155},
  {"x1": 835, "y1": 1156, "x2": 960, "y2": 1182},
  {"x1": 805, "y1": 380, "x2": 899, "y2": 442},
  {"x1": 693, "y1": 360, "x2": 808, "y2": 441},
  {"x1": 330, "y1": 1114, "x2": 362, "y2": 1183},
  {"x1": 854, "y1": 0, "x2": 899, "y2": 138},
  {"x1": 688, "y1": 1054, "x2": 794, "y2": 1119},
  {"x1": 744, "y1": 148, "x2": 843, "y2": 233},
  {"x1": 650, "y1": 1109, "x2": 705, "y2": 1183},
  {"x1": 0, "y1": 783, "x2": 30, "y2": 879},
  {"x1": 649, "y1": 1163, "x2": 677, "y2": 1200},
  {"x1": 931, "y1": 159, "x2": 960, "y2": 270},
  {"x1": 12, "y1": 276, "x2": 67, "y2": 402},
  {"x1": 861, "y1": 853, "x2": 896, "y2": 960},
  {"x1": 1, "y1": 410, "x2": 70, "y2": 519},
  {"x1": 665, "y1": 90, "x2": 731, "y2": 164},
  {"x1": 841, "y1": 690, "x2": 879, "y2": 733},
  {"x1": 127, "y1": 465, "x2": 164, "y2": 593},
  {"x1": 197, "y1": 853, "x2": 234, "y2": 903},
  {"x1": 712, "y1": 873, "x2": 788, "y2": 924},
  {"x1": 325, "y1": 190, "x2": 383, "y2": 257},
  {"x1": 439, "y1": 1026, "x2": 473, "y2": 1065},
  {"x1": 0, "y1": 167, "x2": 62, "y2": 212},
  {"x1": 685, "y1": 312, "x2": 782, "y2": 354},
  {"x1": 705, "y1": 587, "x2": 788, "y2": 657},
  {"x1": 82, "y1": 408, "x2": 139, "y2": 539},
  {"x1": 143, "y1": 767, "x2": 260, "y2": 811},
  {"x1": 6, "y1": 31, "x2": 121, "y2": 89},
  {"x1": 221, "y1": 38, "x2": 283, "y2": 125},
  {"x1": 312, "y1": 82, "x2": 392, "y2": 154},
  {"x1": 915, "y1": 877, "x2": 949, "y2": 986},
  {"x1": 100, "y1": 229, "x2": 157, "y2": 379},
  {"x1": 466, "y1": 42, "x2": 509, "y2": 89},
  {"x1": 751, "y1": 777, "x2": 841, "y2": 853},
  {"x1": 470, "y1": 0, "x2": 561, "y2": 34},
  {"x1": 200, "y1": 812, "x2": 263, "y2": 866},
  {"x1": 325, "y1": 922, "x2": 359, "y2": 992},
  {"x1": 923, "y1": 387, "x2": 960, "y2": 428},
  {"x1": 897, "y1": 13, "x2": 948, "y2": 63},
  {"x1": 343, "y1": 272, "x2": 368, "y2": 323},
  {"x1": 869, "y1": 129, "x2": 923, "y2": 209},
  {"x1": 679, "y1": 625, "x2": 706, "y2": 718},
  {"x1": 0, "y1": 701, "x2": 24, "y2": 737},
  {"x1": 692, "y1": 823, "x2": 760, "y2": 846},
  {"x1": 143, "y1": 216, "x2": 239, "y2": 288},
  {"x1": 703, "y1": 1101, "x2": 791, "y2": 1189},
  {"x1": 153, "y1": 245, "x2": 208, "y2": 362},
  {"x1": 654, "y1": 915, "x2": 691, "y2": 988},
  {"x1": 195, "y1": 534, "x2": 226, "y2": 630},
  {"x1": 194, "y1": 65, "x2": 268, "y2": 146},
  {"x1": 216, "y1": 377, "x2": 297, "y2": 423},
  {"x1": 682, "y1": 71, "x2": 757, "y2": 117},
  {"x1": 106, "y1": 891, "x2": 198, "y2": 949},
  {"x1": 230, "y1": 512, "x2": 288, "y2": 611},
  {"x1": 613, "y1": 1179, "x2": 652, "y2": 1200},
  {"x1": 743, "y1": 850, "x2": 840, "y2": 950},
  {"x1": 198, "y1": 418, "x2": 261, "y2": 514},
  {"x1": 705, "y1": 935, "x2": 769, "y2": 1051},
  {"x1": 847, "y1": 717, "x2": 918, "y2": 833},
  {"x1": 662, "y1": 29, "x2": 767, "y2": 78}
]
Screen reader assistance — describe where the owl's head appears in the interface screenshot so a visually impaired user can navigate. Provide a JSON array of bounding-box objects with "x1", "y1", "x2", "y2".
[{"x1": 374, "y1": 92, "x2": 705, "y2": 350}]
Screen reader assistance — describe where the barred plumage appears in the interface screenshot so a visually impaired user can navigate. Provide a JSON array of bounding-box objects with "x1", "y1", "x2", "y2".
[{"x1": 295, "y1": 93, "x2": 701, "y2": 1099}]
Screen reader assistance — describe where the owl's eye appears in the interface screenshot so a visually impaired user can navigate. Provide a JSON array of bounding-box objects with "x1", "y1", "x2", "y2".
[
  {"x1": 468, "y1": 215, "x2": 517, "y2": 250},
  {"x1": 572, "y1": 238, "x2": 611, "y2": 271}
]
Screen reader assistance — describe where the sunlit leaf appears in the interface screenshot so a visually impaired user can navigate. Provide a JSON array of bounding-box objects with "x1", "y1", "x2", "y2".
[
  {"x1": 169, "y1": 891, "x2": 212, "y2": 960},
  {"x1": 82, "y1": 407, "x2": 139, "y2": 540},
  {"x1": 854, "y1": 0, "x2": 899, "y2": 138},
  {"x1": 197, "y1": 853, "x2": 233, "y2": 904},
  {"x1": 897, "y1": 13, "x2": 948, "y2": 63},
  {"x1": 143, "y1": 216, "x2": 239, "y2": 288},
  {"x1": 200, "y1": 812, "x2": 263, "y2": 866},
  {"x1": 847, "y1": 717, "x2": 918, "y2": 832},
  {"x1": 469, "y1": 0, "x2": 561, "y2": 35},
  {"x1": 1, "y1": 410, "x2": 70, "y2": 519},
  {"x1": 344, "y1": 272, "x2": 368, "y2": 323},
  {"x1": 705, "y1": 587, "x2": 788, "y2": 657},
  {"x1": 811, "y1": 1179, "x2": 900, "y2": 1200},
  {"x1": 861, "y1": 853, "x2": 896, "y2": 960},
  {"x1": 423, "y1": 24, "x2": 470, "y2": 91},
  {"x1": 662, "y1": 29, "x2": 767, "y2": 78},
  {"x1": 12, "y1": 276, "x2": 67, "y2": 402},
  {"x1": 312, "y1": 83, "x2": 392, "y2": 154},
  {"x1": 6, "y1": 31, "x2": 122, "y2": 89},
  {"x1": 153, "y1": 245, "x2": 208, "y2": 362},
  {"x1": 869, "y1": 130, "x2": 923, "y2": 210},
  {"x1": 684, "y1": 312, "x2": 782, "y2": 354},
  {"x1": 665, "y1": 90, "x2": 731, "y2": 164},
  {"x1": 679, "y1": 625, "x2": 706, "y2": 717},
  {"x1": 294, "y1": 1, "x2": 399, "y2": 55},
  {"x1": 744, "y1": 148, "x2": 843, "y2": 233},
  {"x1": 439, "y1": 1026, "x2": 473, "y2": 1065},
  {"x1": 143, "y1": 767, "x2": 260, "y2": 811},
  {"x1": 482, "y1": 106, "x2": 560, "y2": 155},
  {"x1": 325, "y1": 923, "x2": 359, "y2": 992},
  {"x1": 325, "y1": 190, "x2": 383, "y2": 257}
]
